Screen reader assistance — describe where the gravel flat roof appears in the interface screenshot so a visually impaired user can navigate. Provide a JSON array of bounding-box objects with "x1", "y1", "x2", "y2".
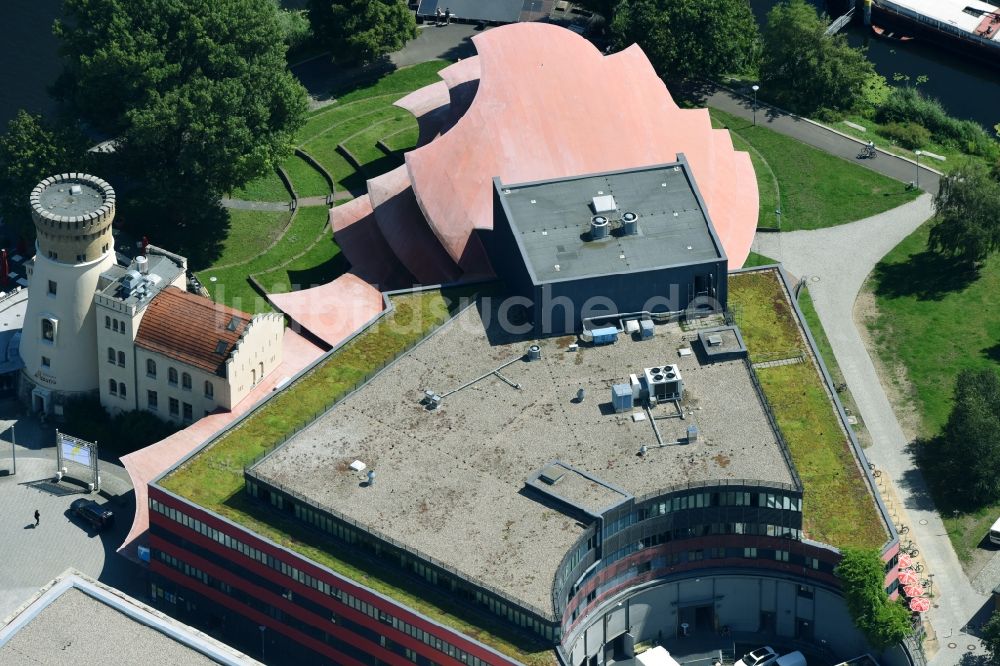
[
  {"x1": 252, "y1": 305, "x2": 792, "y2": 615},
  {"x1": 0, "y1": 580, "x2": 250, "y2": 666}
]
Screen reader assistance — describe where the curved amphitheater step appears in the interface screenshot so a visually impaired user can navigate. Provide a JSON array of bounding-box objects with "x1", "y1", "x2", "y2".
[
  {"x1": 268, "y1": 272, "x2": 385, "y2": 349},
  {"x1": 330, "y1": 195, "x2": 414, "y2": 289}
]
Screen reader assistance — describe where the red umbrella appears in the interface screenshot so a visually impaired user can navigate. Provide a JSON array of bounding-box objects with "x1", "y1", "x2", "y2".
[
  {"x1": 141, "y1": 236, "x2": 150, "y2": 254},
  {"x1": 903, "y1": 584, "x2": 925, "y2": 597},
  {"x1": 898, "y1": 570, "x2": 920, "y2": 586},
  {"x1": 897, "y1": 553, "x2": 913, "y2": 570},
  {"x1": 909, "y1": 597, "x2": 931, "y2": 613},
  {"x1": 0, "y1": 249, "x2": 8, "y2": 288}
]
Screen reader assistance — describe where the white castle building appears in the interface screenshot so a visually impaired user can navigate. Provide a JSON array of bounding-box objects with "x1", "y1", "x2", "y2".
[{"x1": 19, "y1": 173, "x2": 284, "y2": 422}]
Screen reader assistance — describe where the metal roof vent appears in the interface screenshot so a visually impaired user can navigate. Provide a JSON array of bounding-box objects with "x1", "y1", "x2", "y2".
[
  {"x1": 590, "y1": 215, "x2": 609, "y2": 240},
  {"x1": 621, "y1": 211, "x2": 638, "y2": 236}
]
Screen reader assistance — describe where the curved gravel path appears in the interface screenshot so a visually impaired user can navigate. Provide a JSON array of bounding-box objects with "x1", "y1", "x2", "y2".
[{"x1": 755, "y1": 195, "x2": 989, "y2": 662}]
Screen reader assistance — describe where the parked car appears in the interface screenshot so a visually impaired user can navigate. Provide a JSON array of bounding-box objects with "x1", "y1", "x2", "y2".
[
  {"x1": 736, "y1": 648, "x2": 806, "y2": 666},
  {"x1": 70, "y1": 498, "x2": 114, "y2": 531}
]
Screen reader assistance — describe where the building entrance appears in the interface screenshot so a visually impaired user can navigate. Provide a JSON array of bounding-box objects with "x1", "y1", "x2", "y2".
[{"x1": 678, "y1": 603, "x2": 715, "y2": 636}]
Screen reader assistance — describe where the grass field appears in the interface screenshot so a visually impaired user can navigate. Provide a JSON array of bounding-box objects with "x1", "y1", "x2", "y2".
[
  {"x1": 730, "y1": 270, "x2": 885, "y2": 549},
  {"x1": 282, "y1": 154, "x2": 330, "y2": 198},
  {"x1": 710, "y1": 108, "x2": 920, "y2": 231},
  {"x1": 198, "y1": 205, "x2": 333, "y2": 311},
  {"x1": 214, "y1": 209, "x2": 292, "y2": 268},
  {"x1": 254, "y1": 226, "x2": 347, "y2": 294},
  {"x1": 231, "y1": 169, "x2": 290, "y2": 202},
  {"x1": 865, "y1": 220, "x2": 1000, "y2": 561},
  {"x1": 160, "y1": 288, "x2": 553, "y2": 665}
]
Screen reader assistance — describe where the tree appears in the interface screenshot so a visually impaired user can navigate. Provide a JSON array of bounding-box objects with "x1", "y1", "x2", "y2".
[
  {"x1": 0, "y1": 110, "x2": 90, "y2": 241},
  {"x1": 928, "y1": 163, "x2": 1000, "y2": 266},
  {"x1": 274, "y1": 1, "x2": 312, "y2": 54},
  {"x1": 760, "y1": 0, "x2": 878, "y2": 114},
  {"x1": 308, "y1": 0, "x2": 416, "y2": 65},
  {"x1": 934, "y1": 368, "x2": 1000, "y2": 507},
  {"x1": 983, "y1": 609, "x2": 1000, "y2": 663},
  {"x1": 611, "y1": 0, "x2": 759, "y2": 81},
  {"x1": 835, "y1": 548, "x2": 912, "y2": 650},
  {"x1": 54, "y1": 0, "x2": 307, "y2": 202}
]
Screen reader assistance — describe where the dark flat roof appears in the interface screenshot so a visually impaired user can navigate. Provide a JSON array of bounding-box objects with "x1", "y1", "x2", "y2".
[
  {"x1": 417, "y1": 0, "x2": 522, "y2": 23},
  {"x1": 497, "y1": 162, "x2": 725, "y2": 284}
]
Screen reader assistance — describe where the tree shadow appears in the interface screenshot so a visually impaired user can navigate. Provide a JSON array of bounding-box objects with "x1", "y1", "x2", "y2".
[
  {"x1": 981, "y1": 342, "x2": 1000, "y2": 364},
  {"x1": 870, "y1": 249, "x2": 979, "y2": 301},
  {"x1": 118, "y1": 190, "x2": 229, "y2": 271}
]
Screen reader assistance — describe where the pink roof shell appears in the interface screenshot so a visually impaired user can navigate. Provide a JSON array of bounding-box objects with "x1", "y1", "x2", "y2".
[{"x1": 402, "y1": 23, "x2": 758, "y2": 269}]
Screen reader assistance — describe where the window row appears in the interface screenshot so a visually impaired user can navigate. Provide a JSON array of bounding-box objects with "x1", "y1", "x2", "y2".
[
  {"x1": 146, "y1": 360, "x2": 214, "y2": 398},
  {"x1": 105, "y1": 316, "x2": 127, "y2": 334},
  {"x1": 107, "y1": 347, "x2": 126, "y2": 367},
  {"x1": 109, "y1": 380, "x2": 127, "y2": 398},
  {"x1": 150, "y1": 499, "x2": 497, "y2": 664},
  {"x1": 147, "y1": 392, "x2": 194, "y2": 421}
]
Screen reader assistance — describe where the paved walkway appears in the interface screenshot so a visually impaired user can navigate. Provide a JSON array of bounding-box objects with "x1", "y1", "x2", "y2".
[
  {"x1": 697, "y1": 83, "x2": 942, "y2": 196},
  {"x1": 0, "y1": 405, "x2": 144, "y2": 622},
  {"x1": 755, "y1": 196, "x2": 990, "y2": 663}
]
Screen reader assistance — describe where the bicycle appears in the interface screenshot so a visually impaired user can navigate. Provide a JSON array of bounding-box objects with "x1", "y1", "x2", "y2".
[
  {"x1": 897, "y1": 523, "x2": 909, "y2": 535},
  {"x1": 857, "y1": 145, "x2": 878, "y2": 160},
  {"x1": 868, "y1": 462, "x2": 882, "y2": 478}
]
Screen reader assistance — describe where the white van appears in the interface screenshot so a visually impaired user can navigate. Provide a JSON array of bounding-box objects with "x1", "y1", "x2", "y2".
[
  {"x1": 990, "y1": 517, "x2": 1000, "y2": 546},
  {"x1": 736, "y1": 647, "x2": 807, "y2": 666}
]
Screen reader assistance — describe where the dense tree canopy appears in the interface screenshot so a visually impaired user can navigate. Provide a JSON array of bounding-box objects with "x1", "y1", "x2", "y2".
[
  {"x1": 308, "y1": 0, "x2": 416, "y2": 64},
  {"x1": 933, "y1": 368, "x2": 1000, "y2": 507},
  {"x1": 835, "y1": 548, "x2": 912, "y2": 650},
  {"x1": 760, "y1": 0, "x2": 877, "y2": 114},
  {"x1": 0, "y1": 110, "x2": 90, "y2": 241},
  {"x1": 54, "y1": 0, "x2": 308, "y2": 200},
  {"x1": 983, "y1": 609, "x2": 1000, "y2": 663},
  {"x1": 928, "y1": 163, "x2": 1000, "y2": 266},
  {"x1": 611, "y1": 0, "x2": 759, "y2": 81}
]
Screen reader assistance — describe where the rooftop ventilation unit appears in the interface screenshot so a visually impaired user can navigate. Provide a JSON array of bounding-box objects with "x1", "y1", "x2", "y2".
[
  {"x1": 592, "y1": 194, "x2": 617, "y2": 213},
  {"x1": 620, "y1": 211, "x2": 638, "y2": 236},
  {"x1": 119, "y1": 269, "x2": 143, "y2": 295},
  {"x1": 643, "y1": 364, "x2": 683, "y2": 402},
  {"x1": 590, "y1": 215, "x2": 609, "y2": 240},
  {"x1": 135, "y1": 255, "x2": 149, "y2": 274},
  {"x1": 526, "y1": 344, "x2": 541, "y2": 361}
]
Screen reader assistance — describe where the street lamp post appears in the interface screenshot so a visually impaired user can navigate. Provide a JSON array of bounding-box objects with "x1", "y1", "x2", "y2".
[
  {"x1": 914, "y1": 150, "x2": 922, "y2": 189},
  {"x1": 752, "y1": 85, "x2": 760, "y2": 126},
  {"x1": 258, "y1": 625, "x2": 266, "y2": 661},
  {"x1": 10, "y1": 425, "x2": 15, "y2": 476}
]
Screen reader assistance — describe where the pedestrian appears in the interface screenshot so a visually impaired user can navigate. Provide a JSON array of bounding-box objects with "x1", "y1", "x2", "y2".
[
  {"x1": 445, "y1": 7, "x2": 451, "y2": 24},
  {"x1": 435, "y1": 7, "x2": 442, "y2": 25},
  {"x1": 33, "y1": 509, "x2": 39, "y2": 527}
]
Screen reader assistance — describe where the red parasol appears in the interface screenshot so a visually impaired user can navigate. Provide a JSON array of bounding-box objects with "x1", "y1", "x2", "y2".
[
  {"x1": 0, "y1": 249, "x2": 8, "y2": 288},
  {"x1": 903, "y1": 584, "x2": 925, "y2": 597},
  {"x1": 897, "y1": 553, "x2": 913, "y2": 570},
  {"x1": 898, "y1": 570, "x2": 920, "y2": 586},
  {"x1": 141, "y1": 236, "x2": 150, "y2": 254},
  {"x1": 909, "y1": 597, "x2": 931, "y2": 612}
]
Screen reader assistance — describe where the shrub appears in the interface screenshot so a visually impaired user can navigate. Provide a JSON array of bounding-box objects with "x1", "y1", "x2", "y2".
[
  {"x1": 876, "y1": 87, "x2": 1000, "y2": 159},
  {"x1": 881, "y1": 121, "x2": 932, "y2": 150}
]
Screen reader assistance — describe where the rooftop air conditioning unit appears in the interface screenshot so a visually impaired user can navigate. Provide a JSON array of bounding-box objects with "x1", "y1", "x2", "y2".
[{"x1": 643, "y1": 364, "x2": 683, "y2": 402}]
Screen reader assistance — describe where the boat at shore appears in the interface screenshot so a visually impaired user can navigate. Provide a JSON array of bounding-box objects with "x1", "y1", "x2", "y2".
[
  {"x1": 871, "y1": 24, "x2": 914, "y2": 41},
  {"x1": 870, "y1": 0, "x2": 1000, "y2": 65}
]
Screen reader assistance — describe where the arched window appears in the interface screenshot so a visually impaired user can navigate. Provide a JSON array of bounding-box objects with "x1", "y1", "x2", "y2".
[
  {"x1": 204, "y1": 381, "x2": 214, "y2": 399},
  {"x1": 259, "y1": 361, "x2": 264, "y2": 381},
  {"x1": 181, "y1": 372, "x2": 191, "y2": 390},
  {"x1": 113, "y1": 319, "x2": 119, "y2": 332},
  {"x1": 41, "y1": 319, "x2": 54, "y2": 342},
  {"x1": 109, "y1": 379, "x2": 117, "y2": 395},
  {"x1": 105, "y1": 316, "x2": 111, "y2": 329},
  {"x1": 146, "y1": 359, "x2": 156, "y2": 377},
  {"x1": 119, "y1": 382, "x2": 126, "y2": 398},
  {"x1": 168, "y1": 368, "x2": 178, "y2": 386},
  {"x1": 117, "y1": 350, "x2": 125, "y2": 367},
  {"x1": 107, "y1": 347, "x2": 115, "y2": 364}
]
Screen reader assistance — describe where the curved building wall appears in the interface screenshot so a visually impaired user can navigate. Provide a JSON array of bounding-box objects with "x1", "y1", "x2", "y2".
[
  {"x1": 563, "y1": 573, "x2": 870, "y2": 666},
  {"x1": 21, "y1": 249, "x2": 117, "y2": 397}
]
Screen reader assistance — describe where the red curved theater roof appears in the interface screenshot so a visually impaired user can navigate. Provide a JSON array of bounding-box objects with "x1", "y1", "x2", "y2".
[{"x1": 404, "y1": 23, "x2": 758, "y2": 268}]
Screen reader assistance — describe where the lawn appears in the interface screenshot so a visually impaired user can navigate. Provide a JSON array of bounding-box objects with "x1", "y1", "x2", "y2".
[
  {"x1": 742, "y1": 251, "x2": 778, "y2": 268},
  {"x1": 214, "y1": 209, "x2": 292, "y2": 268},
  {"x1": 710, "y1": 108, "x2": 920, "y2": 231},
  {"x1": 253, "y1": 226, "x2": 348, "y2": 294},
  {"x1": 160, "y1": 287, "x2": 553, "y2": 665},
  {"x1": 730, "y1": 270, "x2": 886, "y2": 549},
  {"x1": 282, "y1": 154, "x2": 330, "y2": 198},
  {"x1": 198, "y1": 205, "x2": 332, "y2": 311},
  {"x1": 231, "y1": 169, "x2": 290, "y2": 202},
  {"x1": 865, "y1": 220, "x2": 1000, "y2": 561}
]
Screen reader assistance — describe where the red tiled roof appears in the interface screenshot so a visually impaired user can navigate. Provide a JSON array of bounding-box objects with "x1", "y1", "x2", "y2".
[{"x1": 135, "y1": 287, "x2": 251, "y2": 376}]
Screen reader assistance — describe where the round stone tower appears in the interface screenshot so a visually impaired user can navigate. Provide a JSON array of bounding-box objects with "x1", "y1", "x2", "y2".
[{"x1": 20, "y1": 173, "x2": 118, "y2": 411}]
